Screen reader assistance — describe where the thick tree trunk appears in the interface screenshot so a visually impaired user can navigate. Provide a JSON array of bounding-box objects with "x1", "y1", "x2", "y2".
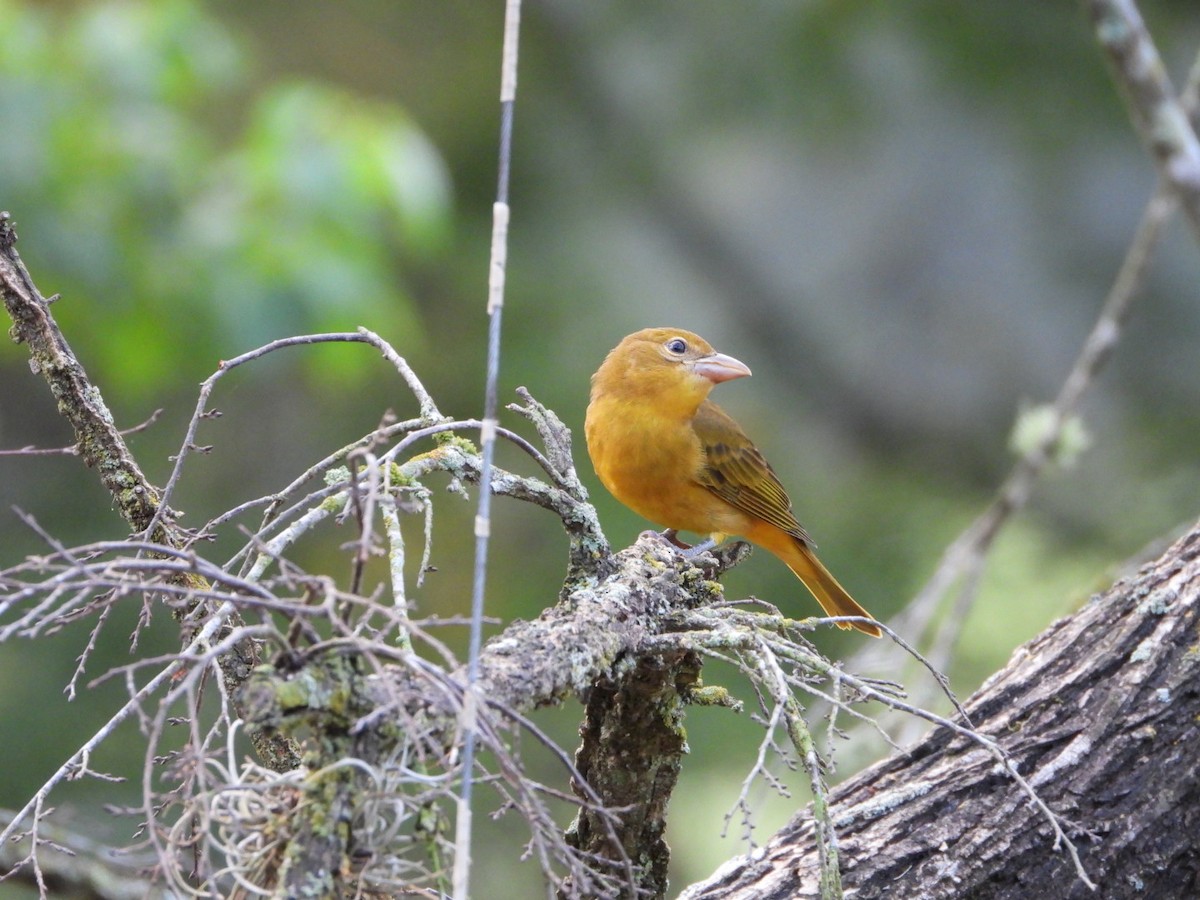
[{"x1": 682, "y1": 522, "x2": 1200, "y2": 899}]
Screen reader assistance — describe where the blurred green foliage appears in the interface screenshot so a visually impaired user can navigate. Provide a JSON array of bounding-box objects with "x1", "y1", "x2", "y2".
[{"x1": 0, "y1": 0, "x2": 449, "y2": 397}]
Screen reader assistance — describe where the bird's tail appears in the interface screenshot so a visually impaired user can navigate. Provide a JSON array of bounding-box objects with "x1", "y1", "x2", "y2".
[{"x1": 753, "y1": 526, "x2": 882, "y2": 637}]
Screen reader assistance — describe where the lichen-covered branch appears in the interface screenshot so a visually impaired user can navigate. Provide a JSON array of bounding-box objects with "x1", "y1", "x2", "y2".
[
  {"x1": 240, "y1": 533, "x2": 728, "y2": 739},
  {"x1": 0, "y1": 213, "x2": 165, "y2": 535},
  {"x1": 237, "y1": 534, "x2": 743, "y2": 898}
]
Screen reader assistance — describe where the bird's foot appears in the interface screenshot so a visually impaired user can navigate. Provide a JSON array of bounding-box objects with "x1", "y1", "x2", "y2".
[
  {"x1": 679, "y1": 538, "x2": 718, "y2": 559},
  {"x1": 659, "y1": 528, "x2": 692, "y2": 550},
  {"x1": 655, "y1": 530, "x2": 719, "y2": 556},
  {"x1": 641, "y1": 530, "x2": 749, "y2": 575},
  {"x1": 649, "y1": 529, "x2": 715, "y2": 559}
]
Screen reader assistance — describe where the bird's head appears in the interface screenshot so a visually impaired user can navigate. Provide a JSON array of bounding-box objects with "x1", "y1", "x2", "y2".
[{"x1": 591, "y1": 327, "x2": 752, "y2": 414}]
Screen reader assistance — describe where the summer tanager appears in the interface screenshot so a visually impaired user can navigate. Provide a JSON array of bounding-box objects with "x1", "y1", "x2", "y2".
[{"x1": 585, "y1": 327, "x2": 881, "y2": 637}]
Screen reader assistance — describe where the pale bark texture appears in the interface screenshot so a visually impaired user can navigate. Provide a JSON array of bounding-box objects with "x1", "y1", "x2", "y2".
[{"x1": 681, "y1": 523, "x2": 1200, "y2": 899}]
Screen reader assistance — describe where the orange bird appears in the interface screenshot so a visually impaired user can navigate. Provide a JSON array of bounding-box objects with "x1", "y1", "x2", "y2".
[{"x1": 585, "y1": 327, "x2": 881, "y2": 637}]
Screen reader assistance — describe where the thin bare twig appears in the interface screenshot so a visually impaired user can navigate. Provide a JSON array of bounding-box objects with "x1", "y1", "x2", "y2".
[
  {"x1": 0, "y1": 600, "x2": 243, "y2": 853},
  {"x1": 0, "y1": 408, "x2": 164, "y2": 457},
  {"x1": 147, "y1": 329, "x2": 446, "y2": 548}
]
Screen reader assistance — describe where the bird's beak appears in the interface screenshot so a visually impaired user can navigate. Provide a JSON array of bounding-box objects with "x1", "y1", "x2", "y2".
[{"x1": 691, "y1": 352, "x2": 752, "y2": 384}]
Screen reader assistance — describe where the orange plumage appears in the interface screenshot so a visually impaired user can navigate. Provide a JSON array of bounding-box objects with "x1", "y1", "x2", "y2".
[{"x1": 585, "y1": 327, "x2": 881, "y2": 637}]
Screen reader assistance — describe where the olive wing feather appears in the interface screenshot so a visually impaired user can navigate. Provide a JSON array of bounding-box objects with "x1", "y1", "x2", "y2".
[{"x1": 692, "y1": 401, "x2": 812, "y2": 545}]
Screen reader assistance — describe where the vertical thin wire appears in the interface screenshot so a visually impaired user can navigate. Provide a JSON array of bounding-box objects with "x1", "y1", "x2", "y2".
[{"x1": 453, "y1": 1, "x2": 521, "y2": 897}]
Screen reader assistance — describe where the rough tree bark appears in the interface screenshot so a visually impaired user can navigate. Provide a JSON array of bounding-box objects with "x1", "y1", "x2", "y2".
[{"x1": 681, "y1": 522, "x2": 1200, "y2": 900}]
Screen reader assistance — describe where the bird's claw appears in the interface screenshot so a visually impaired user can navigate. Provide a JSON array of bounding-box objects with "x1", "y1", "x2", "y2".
[
  {"x1": 659, "y1": 528, "x2": 692, "y2": 550},
  {"x1": 679, "y1": 538, "x2": 718, "y2": 559}
]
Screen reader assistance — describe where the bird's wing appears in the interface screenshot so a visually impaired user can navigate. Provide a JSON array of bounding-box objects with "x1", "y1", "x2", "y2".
[{"x1": 692, "y1": 400, "x2": 812, "y2": 545}]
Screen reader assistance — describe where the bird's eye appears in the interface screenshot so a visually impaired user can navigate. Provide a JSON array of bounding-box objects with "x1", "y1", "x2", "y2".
[{"x1": 665, "y1": 338, "x2": 688, "y2": 355}]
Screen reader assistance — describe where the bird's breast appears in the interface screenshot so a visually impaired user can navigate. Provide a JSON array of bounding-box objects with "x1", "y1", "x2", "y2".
[{"x1": 585, "y1": 396, "x2": 749, "y2": 536}]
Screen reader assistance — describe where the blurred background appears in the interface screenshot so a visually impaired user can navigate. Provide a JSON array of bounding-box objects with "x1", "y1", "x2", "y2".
[{"x1": 2, "y1": 1, "x2": 1199, "y2": 896}]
